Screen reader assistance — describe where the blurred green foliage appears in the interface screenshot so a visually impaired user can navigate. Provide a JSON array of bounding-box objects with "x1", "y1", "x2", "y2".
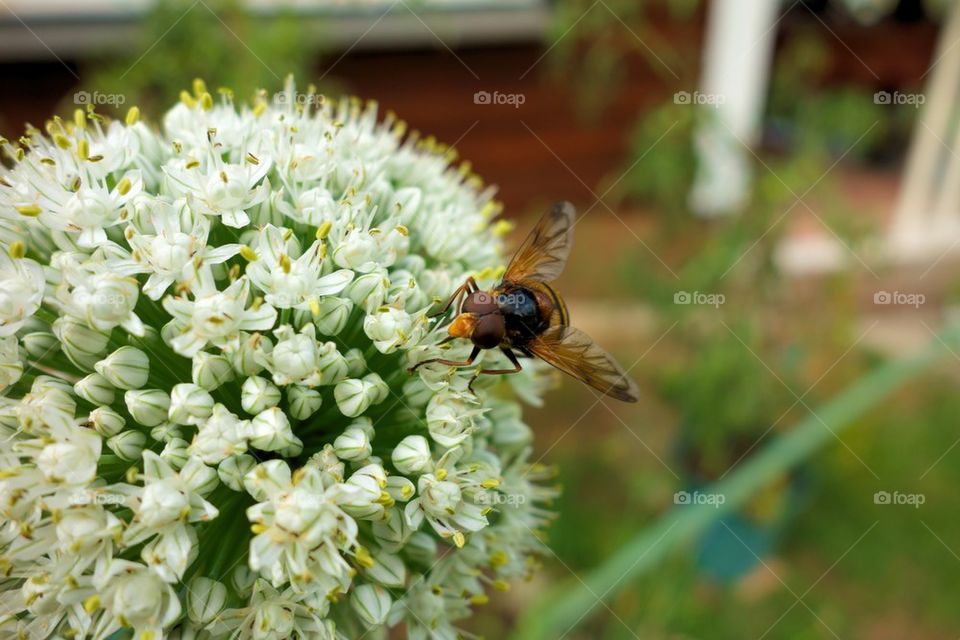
[{"x1": 81, "y1": 0, "x2": 328, "y2": 114}]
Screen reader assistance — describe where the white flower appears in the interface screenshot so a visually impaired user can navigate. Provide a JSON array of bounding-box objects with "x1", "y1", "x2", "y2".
[
  {"x1": 190, "y1": 403, "x2": 249, "y2": 464},
  {"x1": 364, "y1": 306, "x2": 425, "y2": 354},
  {"x1": 61, "y1": 171, "x2": 143, "y2": 247},
  {"x1": 426, "y1": 389, "x2": 484, "y2": 447},
  {"x1": 164, "y1": 150, "x2": 272, "y2": 228},
  {"x1": 0, "y1": 336, "x2": 23, "y2": 391},
  {"x1": 0, "y1": 251, "x2": 44, "y2": 336},
  {"x1": 245, "y1": 224, "x2": 353, "y2": 310},
  {"x1": 244, "y1": 461, "x2": 366, "y2": 590},
  {"x1": 0, "y1": 84, "x2": 554, "y2": 639},
  {"x1": 95, "y1": 560, "x2": 182, "y2": 638},
  {"x1": 125, "y1": 199, "x2": 240, "y2": 299},
  {"x1": 163, "y1": 277, "x2": 277, "y2": 357}
]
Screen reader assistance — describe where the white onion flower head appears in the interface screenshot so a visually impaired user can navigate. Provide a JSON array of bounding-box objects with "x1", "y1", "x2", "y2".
[{"x1": 0, "y1": 80, "x2": 558, "y2": 639}]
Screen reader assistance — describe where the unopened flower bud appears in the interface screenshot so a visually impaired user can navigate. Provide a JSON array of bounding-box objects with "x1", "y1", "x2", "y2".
[
  {"x1": 334, "y1": 377, "x2": 382, "y2": 418},
  {"x1": 241, "y1": 376, "x2": 281, "y2": 415},
  {"x1": 343, "y1": 347, "x2": 366, "y2": 378},
  {"x1": 246, "y1": 407, "x2": 302, "y2": 454},
  {"x1": 125, "y1": 389, "x2": 171, "y2": 427},
  {"x1": 313, "y1": 296, "x2": 352, "y2": 336},
  {"x1": 53, "y1": 317, "x2": 110, "y2": 370},
  {"x1": 218, "y1": 454, "x2": 256, "y2": 491},
  {"x1": 192, "y1": 351, "x2": 235, "y2": 390},
  {"x1": 351, "y1": 583, "x2": 392, "y2": 627},
  {"x1": 346, "y1": 270, "x2": 388, "y2": 314},
  {"x1": 229, "y1": 333, "x2": 270, "y2": 378},
  {"x1": 392, "y1": 436, "x2": 432, "y2": 475},
  {"x1": 334, "y1": 425, "x2": 371, "y2": 462},
  {"x1": 160, "y1": 437, "x2": 190, "y2": 469},
  {"x1": 74, "y1": 373, "x2": 115, "y2": 406},
  {"x1": 287, "y1": 385, "x2": 322, "y2": 420},
  {"x1": 89, "y1": 406, "x2": 125, "y2": 437},
  {"x1": 95, "y1": 346, "x2": 149, "y2": 390},
  {"x1": 187, "y1": 577, "x2": 227, "y2": 624},
  {"x1": 21, "y1": 332, "x2": 59, "y2": 359},
  {"x1": 169, "y1": 383, "x2": 214, "y2": 425},
  {"x1": 108, "y1": 430, "x2": 146, "y2": 461},
  {"x1": 316, "y1": 342, "x2": 349, "y2": 385}
]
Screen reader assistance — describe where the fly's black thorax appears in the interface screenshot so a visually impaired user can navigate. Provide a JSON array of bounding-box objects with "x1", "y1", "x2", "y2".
[{"x1": 495, "y1": 285, "x2": 551, "y2": 346}]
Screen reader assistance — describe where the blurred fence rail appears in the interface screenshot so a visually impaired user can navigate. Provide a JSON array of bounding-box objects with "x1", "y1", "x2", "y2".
[{"x1": 0, "y1": 0, "x2": 549, "y2": 61}]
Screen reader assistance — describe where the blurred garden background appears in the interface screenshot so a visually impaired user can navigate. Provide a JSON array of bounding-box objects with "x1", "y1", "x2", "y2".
[{"x1": 2, "y1": 0, "x2": 960, "y2": 637}]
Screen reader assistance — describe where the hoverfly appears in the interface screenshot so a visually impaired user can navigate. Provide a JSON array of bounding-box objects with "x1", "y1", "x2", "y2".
[{"x1": 412, "y1": 202, "x2": 640, "y2": 402}]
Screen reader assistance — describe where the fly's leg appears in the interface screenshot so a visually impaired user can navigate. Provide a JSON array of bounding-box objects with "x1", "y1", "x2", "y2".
[
  {"x1": 409, "y1": 346, "x2": 481, "y2": 372},
  {"x1": 468, "y1": 348, "x2": 522, "y2": 394},
  {"x1": 429, "y1": 276, "x2": 479, "y2": 319}
]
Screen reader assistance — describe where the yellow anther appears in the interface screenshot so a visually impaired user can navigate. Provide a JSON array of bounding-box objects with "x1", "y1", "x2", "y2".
[
  {"x1": 355, "y1": 545, "x2": 375, "y2": 568},
  {"x1": 239, "y1": 245, "x2": 258, "y2": 262},
  {"x1": 492, "y1": 219, "x2": 514, "y2": 237},
  {"x1": 73, "y1": 109, "x2": 86, "y2": 130},
  {"x1": 291, "y1": 467, "x2": 306, "y2": 485},
  {"x1": 16, "y1": 205, "x2": 41, "y2": 217},
  {"x1": 251, "y1": 523, "x2": 268, "y2": 534},
  {"x1": 435, "y1": 468, "x2": 448, "y2": 481},
  {"x1": 83, "y1": 595, "x2": 100, "y2": 613},
  {"x1": 77, "y1": 139, "x2": 89, "y2": 161},
  {"x1": 493, "y1": 579, "x2": 510, "y2": 591},
  {"x1": 315, "y1": 221, "x2": 333, "y2": 240},
  {"x1": 480, "y1": 479, "x2": 500, "y2": 489},
  {"x1": 180, "y1": 90, "x2": 196, "y2": 108},
  {"x1": 116, "y1": 177, "x2": 132, "y2": 196},
  {"x1": 453, "y1": 531, "x2": 466, "y2": 548},
  {"x1": 279, "y1": 254, "x2": 292, "y2": 274},
  {"x1": 470, "y1": 594, "x2": 489, "y2": 606},
  {"x1": 125, "y1": 106, "x2": 141, "y2": 125},
  {"x1": 8, "y1": 242, "x2": 25, "y2": 259},
  {"x1": 193, "y1": 78, "x2": 207, "y2": 98},
  {"x1": 200, "y1": 92, "x2": 213, "y2": 111}
]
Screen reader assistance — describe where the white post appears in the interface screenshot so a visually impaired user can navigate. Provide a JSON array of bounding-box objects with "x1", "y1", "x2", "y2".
[
  {"x1": 689, "y1": 0, "x2": 780, "y2": 217},
  {"x1": 888, "y1": 0, "x2": 960, "y2": 259}
]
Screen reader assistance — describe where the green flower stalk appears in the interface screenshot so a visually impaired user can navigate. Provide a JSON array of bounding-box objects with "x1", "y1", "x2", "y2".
[{"x1": 0, "y1": 79, "x2": 558, "y2": 640}]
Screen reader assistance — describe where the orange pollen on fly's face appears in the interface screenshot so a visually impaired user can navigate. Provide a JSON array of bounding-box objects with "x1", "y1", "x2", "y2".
[{"x1": 448, "y1": 313, "x2": 478, "y2": 339}]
